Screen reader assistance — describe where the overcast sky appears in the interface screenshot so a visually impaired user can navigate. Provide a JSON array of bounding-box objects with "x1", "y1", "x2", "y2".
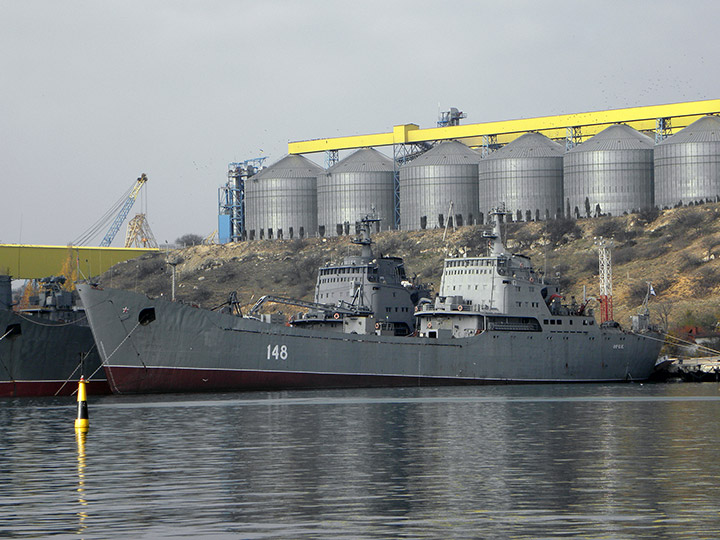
[{"x1": 1, "y1": 0, "x2": 717, "y2": 247}]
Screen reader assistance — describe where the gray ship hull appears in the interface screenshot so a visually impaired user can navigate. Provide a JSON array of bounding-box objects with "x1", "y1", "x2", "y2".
[
  {"x1": 78, "y1": 284, "x2": 664, "y2": 394},
  {"x1": 0, "y1": 309, "x2": 108, "y2": 397}
]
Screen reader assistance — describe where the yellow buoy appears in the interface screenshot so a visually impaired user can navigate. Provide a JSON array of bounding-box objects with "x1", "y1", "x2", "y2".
[{"x1": 74, "y1": 376, "x2": 89, "y2": 432}]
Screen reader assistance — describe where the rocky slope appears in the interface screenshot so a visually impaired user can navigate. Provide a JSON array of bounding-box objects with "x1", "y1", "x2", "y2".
[{"x1": 98, "y1": 203, "x2": 720, "y2": 332}]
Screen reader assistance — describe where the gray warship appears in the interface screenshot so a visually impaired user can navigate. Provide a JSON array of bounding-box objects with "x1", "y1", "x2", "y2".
[
  {"x1": 0, "y1": 276, "x2": 108, "y2": 397},
  {"x1": 77, "y1": 209, "x2": 664, "y2": 394}
]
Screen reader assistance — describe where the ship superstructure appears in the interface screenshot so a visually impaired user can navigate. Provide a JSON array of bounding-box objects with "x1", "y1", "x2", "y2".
[
  {"x1": 416, "y1": 207, "x2": 595, "y2": 339},
  {"x1": 289, "y1": 216, "x2": 428, "y2": 335}
]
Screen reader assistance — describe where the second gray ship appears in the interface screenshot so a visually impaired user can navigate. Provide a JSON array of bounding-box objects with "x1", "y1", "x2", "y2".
[
  {"x1": 78, "y1": 209, "x2": 664, "y2": 394},
  {"x1": 1, "y1": 276, "x2": 108, "y2": 397}
]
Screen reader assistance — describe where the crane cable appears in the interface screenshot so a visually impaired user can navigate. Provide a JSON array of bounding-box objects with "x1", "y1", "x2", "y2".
[{"x1": 70, "y1": 183, "x2": 136, "y2": 246}]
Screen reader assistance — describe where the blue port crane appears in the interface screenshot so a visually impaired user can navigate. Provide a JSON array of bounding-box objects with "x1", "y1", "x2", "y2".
[{"x1": 99, "y1": 174, "x2": 149, "y2": 247}]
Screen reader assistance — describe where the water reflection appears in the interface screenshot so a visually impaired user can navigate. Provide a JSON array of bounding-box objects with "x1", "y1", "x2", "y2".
[
  {"x1": 75, "y1": 430, "x2": 88, "y2": 536},
  {"x1": 1, "y1": 384, "x2": 720, "y2": 538}
]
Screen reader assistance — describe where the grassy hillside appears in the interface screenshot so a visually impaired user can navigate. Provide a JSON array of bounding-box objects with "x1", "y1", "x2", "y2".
[{"x1": 98, "y1": 203, "x2": 720, "y2": 332}]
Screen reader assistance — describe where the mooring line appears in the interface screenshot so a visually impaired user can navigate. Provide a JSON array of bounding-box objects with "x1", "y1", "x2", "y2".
[
  {"x1": 663, "y1": 333, "x2": 720, "y2": 356},
  {"x1": 93, "y1": 320, "x2": 142, "y2": 376},
  {"x1": 54, "y1": 361, "x2": 82, "y2": 396},
  {"x1": 12, "y1": 312, "x2": 88, "y2": 327}
]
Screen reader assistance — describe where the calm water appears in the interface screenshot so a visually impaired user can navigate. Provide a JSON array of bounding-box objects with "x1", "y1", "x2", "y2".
[{"x1": 2, "y1": 383, "x2": 720, "y2": 539}]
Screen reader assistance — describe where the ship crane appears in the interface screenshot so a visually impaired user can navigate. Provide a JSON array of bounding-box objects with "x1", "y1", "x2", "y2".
[
  {"x1": 71, "y1": 173, "x2": 150, "y2": 247},
  {"x1": 100, "y1": 174, "x2": 148, "y2": 247},
  {"x1": 248, "y1": 295, "x2": 372, "y2": 318}
]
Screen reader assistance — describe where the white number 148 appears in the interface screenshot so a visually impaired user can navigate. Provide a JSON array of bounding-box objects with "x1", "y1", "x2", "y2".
[{"x1": 267, "y1": 344, "x2": 288, "y2": 360}]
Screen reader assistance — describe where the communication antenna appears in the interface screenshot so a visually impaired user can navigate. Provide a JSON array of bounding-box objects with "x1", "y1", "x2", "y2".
[{"x1": 442, "y1": 201, "x2": 454, "y2": 242}]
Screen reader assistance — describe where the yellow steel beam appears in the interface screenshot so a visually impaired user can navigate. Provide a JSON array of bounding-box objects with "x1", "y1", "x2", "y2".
[
  {"x1": 0, "y1": 244, "x2": 158, "y2": 280},
  {"x1": 461, "y1": 116, "x2": 707, "y2": 149},
  {"x1": 288, "y1": 99, "x2": 720, "y2": 154},
  {"x1": 287, "y1": 125, "x2": 421, "y2": 154}
]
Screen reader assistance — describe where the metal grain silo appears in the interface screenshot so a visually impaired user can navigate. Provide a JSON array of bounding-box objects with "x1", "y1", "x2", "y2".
[
  {"x1": 399, "y1": 140, "x2": 480, "y2": 231},
  {"x1": 563, "y1": 124, "x2": 654, "y2": 218},
  {"x1": 654, "y1": 115, "x2": 720, "y2": 208},
  {"x1": 317, "y1": 148, "x2": 394, "y2": 237},
  {"x1": 245, "y1": 154, "x2": 324, "y2": 240},
  {"x1": 479, "y1": 132, "x2": 564, "y2": 222}
]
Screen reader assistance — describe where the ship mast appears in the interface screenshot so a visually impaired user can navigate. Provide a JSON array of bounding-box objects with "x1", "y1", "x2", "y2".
[
  {"x1": 352, "y1": 214, "x2": 380, "y2": 262},
  {"x1": 485, "y1": 204, "x2": 510, "y2": 258}
]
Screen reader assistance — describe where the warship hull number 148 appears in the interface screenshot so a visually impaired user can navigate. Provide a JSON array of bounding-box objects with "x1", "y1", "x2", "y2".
[{"x1": 78, "y1": 209, "x2": 663, "y2": 394}]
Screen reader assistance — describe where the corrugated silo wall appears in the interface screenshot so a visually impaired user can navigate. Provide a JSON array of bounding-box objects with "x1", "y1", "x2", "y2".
[
  {"x1": 244, "y1": 155, "x2": 322, "y2": 240},
  {"x1": 654, "y1": 116, "x2": 720, "y2": 208},
  {"x1": 479, "y1": 133, "x2": 564, "y2": 222},
  {"x1": 563, "y1": 126, "x2": 654, "y2": 218},
  {"x1": 399, "y1": 142, "x2": 480, "y2": 231},
  {"x1": 317, "y1": 149, "x2": 395, "y2": 237}
]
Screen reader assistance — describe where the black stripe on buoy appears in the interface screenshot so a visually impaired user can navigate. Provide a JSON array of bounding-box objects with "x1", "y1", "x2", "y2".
[{"x1": 74, "y1": 376, "x2": 89, "y2": 432}]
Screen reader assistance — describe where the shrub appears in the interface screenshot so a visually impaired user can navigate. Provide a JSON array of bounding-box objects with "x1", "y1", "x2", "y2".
[
  {"x1": 628, "y1": 281, "x2": 654, "y2": 306},
  {"x1": 136, "y1": 257, "x2": 165, "y2": 279},
  {"x1": 636, "y1": 207, "x2": 661, "y2": 225},
  {"x1": 542, "y1": 217, "x2": 582, "y2": 245},
  {"x1": 612, "y1": 245, "x2": 636, "y2": 265},
  {"x1": 579, "y1": 252, "x2": 598, "y2": 273},
  {"x1": 176, "y1": 234, "x2": 204, "y2": 246},
  {"x1": 287, "y1": 239, "x2": 304, "y2": 253},
  {"x1": 593, "y1": 219, "x2": 624, "y2": 239},
  {"x1": 631, "y1": 239, "x2": 670, "y2": 260},
  {"x1": 216, "y1": 268, "x2": 237, "y2": 284},
  {"x1": 459, "y1": 226, "x2": 489, "y2": 250},
  {"x1": 679, "y1": 254, "x2": 703, "y2": 271},
  {"x1": 510, "y1": 227, "x2": 541, "y2": 251},
  {"x1": 672, "y1": 208, "x2": 706, "y2": 234},
  {"x1": 694, "y1": 264, "x2": 720, "y2": 295},
  {"x1": 186, "y1": 286, "x2": 212, "y2": 305},
  {"x1": 376, "y1": 235, "x2": 402, "y2": 256},
  {"x1": 593, "y1": 219, "x2": 638, "y2": 243}
]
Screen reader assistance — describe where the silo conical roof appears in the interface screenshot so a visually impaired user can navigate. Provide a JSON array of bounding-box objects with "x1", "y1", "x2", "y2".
[
  {"x1": 656, "y1": 115, "x2": 720, "y2": 145},
  {"x1": 484, "y1": 132, "x2": 563, "y2": 159},
  {"x1": 566, "y1": 123, "x2": 654, "y2": 152},
  {"x1": 252, "y1": 154, "x2": 324, "y2": 179},
  {"x1": 404, "y1": 140, "x2": 481, "y2": 167},
  {"x1": 327, "y1": 148, "x2": 393, "y2": 173}
]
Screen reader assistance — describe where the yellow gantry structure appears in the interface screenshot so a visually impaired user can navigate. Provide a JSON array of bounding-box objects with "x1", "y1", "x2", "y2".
[
  {"x1": 288, "y1": 99, "x2": 720, "y2": 154},
  {"x1": 0, "y1": 244, "x2": 158, "y2": 280}
]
